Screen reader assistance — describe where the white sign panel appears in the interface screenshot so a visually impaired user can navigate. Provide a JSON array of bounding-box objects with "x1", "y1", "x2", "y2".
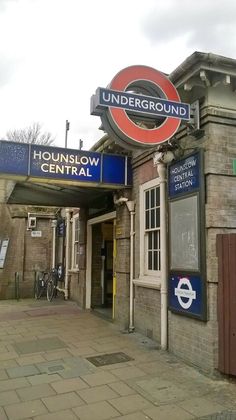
[
  {"x1": 31, "y1": 231, "x2": 42, "y2": 237},
  {"x1": 0, "y1": 239, "x2": 9, "y2": 268}
]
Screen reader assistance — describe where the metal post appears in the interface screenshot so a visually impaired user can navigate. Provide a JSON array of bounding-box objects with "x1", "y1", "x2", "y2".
[
  {"x1": 15, "y1": 272, "x2": 20, "y2": 301},
  {"x1": 51, "y1": 219, "x2": 57, "y2": 269},
  {"x1": 157, "y1": 162, "x2": 168, "y2": 350},
  {"x1": 65, "y1": 120, "x2": 70, "y2": 148}
]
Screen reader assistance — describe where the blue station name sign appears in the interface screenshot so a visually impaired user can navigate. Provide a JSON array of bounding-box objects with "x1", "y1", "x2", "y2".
[
  {"x1": 168, "y1": 152, "x2": 200, "y2": 197},
  {"x1": 92, "y1": 87, "x2": 190, "y2": 121},
  {"x1": 0, "y1": 141, "x2": 132, "y2": 187}
]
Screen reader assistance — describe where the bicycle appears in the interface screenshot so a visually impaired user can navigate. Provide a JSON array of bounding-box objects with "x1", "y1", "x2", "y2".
[
  {"x1": 46, "y1": 268, "x2": 58, "y2": 302},
  {"x1": 34, "y1": 271, "x2": 49, "y2": 299}
]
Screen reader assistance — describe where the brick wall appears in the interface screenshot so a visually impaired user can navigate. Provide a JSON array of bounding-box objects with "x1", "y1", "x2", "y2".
[
  {"x1": 0, "y1": 204, "x2": 53, "y2": 299},
  {"x1": 0, "y1": 204, "x2": 25, "y2": 299},
  {"x1": 131, "y1": 156, "x2": 162, "y2": 340},
  {"x1": 134, "y1": 286, "x2": 161, "y2": 341},
  {"x1": 22, "y1": 218, "x2": 52, "y2": 297}
]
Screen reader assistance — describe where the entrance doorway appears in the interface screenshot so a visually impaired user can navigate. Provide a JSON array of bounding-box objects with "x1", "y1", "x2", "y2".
[
  {"x1": 103, "y1": 239, "x2": 113, "y2": 307},
  {"x1": 86, "y1": 212, "x2": 116, "y2": 319}
]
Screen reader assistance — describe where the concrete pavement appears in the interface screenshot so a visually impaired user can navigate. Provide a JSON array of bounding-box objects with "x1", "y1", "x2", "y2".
[{"x1": 0, "y1": 298, "x2": 236, "y2": 420}]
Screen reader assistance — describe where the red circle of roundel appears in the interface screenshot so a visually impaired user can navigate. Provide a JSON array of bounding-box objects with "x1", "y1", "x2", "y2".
[{"x1": 109, "y1": 65, "x2": 181, "y2": 146}]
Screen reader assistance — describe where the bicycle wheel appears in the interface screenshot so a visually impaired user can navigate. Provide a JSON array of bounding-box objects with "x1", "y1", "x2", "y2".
[
  {"x1": 34, "y1": 274, "x2": 44, "y2": 299},
  {"x1": 46, "y1": 274, "x2": 55, "y2": 302}
]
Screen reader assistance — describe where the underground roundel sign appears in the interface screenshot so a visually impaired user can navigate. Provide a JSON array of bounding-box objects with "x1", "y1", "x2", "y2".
[
  {"x1": 169, "y1": 274, "x2": 205, "y2": 319},
  {"x1": 91, "y1": 65, "x2": 190, "y2": 148}
]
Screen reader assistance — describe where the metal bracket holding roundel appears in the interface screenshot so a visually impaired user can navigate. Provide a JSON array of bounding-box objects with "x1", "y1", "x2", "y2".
[{"x1": 186, "y1": 100, "x2": 204, "y2": 139}]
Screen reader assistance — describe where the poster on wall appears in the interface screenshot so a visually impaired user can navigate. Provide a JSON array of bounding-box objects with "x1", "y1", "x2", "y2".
[
  {"x1": 0, "y1": 239, "x2": 9, "y2": 268},
  {"x1": 169, "y1": 195, "x2": 199, "y2": 271}
]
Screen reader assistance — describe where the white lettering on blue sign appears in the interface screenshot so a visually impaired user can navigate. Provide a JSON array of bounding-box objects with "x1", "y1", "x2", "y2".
[
  {"x1": 32, "y1": 150, "x2": 100, "y2": 178},
  {"x1": 95, "y1": 88, "x2": 190, "y2": 121},
  {"x1": 174, "y1": 277, "x2": 196, "y2": 309},
  {"x1": 170, "y1": 158, "x2": 197, "y2": 192}
]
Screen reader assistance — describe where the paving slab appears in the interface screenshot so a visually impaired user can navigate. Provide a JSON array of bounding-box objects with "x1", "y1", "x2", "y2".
[
  {"x1": 109, "y1": 393, "x2": 155, "y2": 414},
  {"x1": 0, "y1": 368, "x2": 8, "y2": 380},
  {"x1": 198, "y1": 411, "x2": 236, "y2": 420},
  {"x1": 0, "y1": 390, "x2": 20, "y2": 406},
  {"x1": 77, "y1": 384, "x2": 119, "y2": 403},
  {"x1": 27, "y1": 373, "x2": 61, "y2": 385},
  {"x1": 110, "y1": 365, "x2": 147, "y2": 380},
  {"x1": 0, "y1": 299, "x2": 236, "y2": 420},
  {"x1": 114, "y1": 413, "x2": 152, "y2": 420},
  {"x1": 50, "y1": 377, "x2": 89, "y2": 393},
  {"x1": 16, "y1": 383, "x2": 56, "y2": 401},
  {"x1": 33, "y1": 409, "x2": 78, "y2": 420},
  {"x1": 17, "y1": 355, "x2": 46, "y2": 366},
  {"x1": 143, "y1": 403, "x2": 195, "y2": 419},
  {"x1": 0, "y1": 377, "x2": 30, "y2": 392},
  {"x1": 4, "y1": 399, "x2": 48, "y2": 420},
  {"x1": 108, "y1": 381, "x2": 136, "y2": 396},
  {"x1": 72, "y1": 400, "x2": 121, "y2": 419},
  {"x1": 12, "y1": 337, "x2": 68, "y2": 355},
  {"x1": 7, "y1": 364, "x2": 40, "y2": 378},
  {"x1": 0, "y1": 407, "x2": 8, "y2": 420},
  {"x1": 42, "y1": 391, "x2": 84, "y2": 412},
  {"x1": 178, "y1": 397, "x2": 227, "y2": 417},
  {"x1": 80, "y1": 371, "x2": 118, "y2": 387}
]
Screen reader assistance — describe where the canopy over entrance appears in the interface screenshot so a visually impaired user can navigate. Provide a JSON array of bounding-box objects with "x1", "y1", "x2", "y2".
[
  {"x1": 0, "y1": 141, "x2": 132, "y2": 209},
  {"x1": 7, "y1": 181, "x2": 114, "y2": 208}
]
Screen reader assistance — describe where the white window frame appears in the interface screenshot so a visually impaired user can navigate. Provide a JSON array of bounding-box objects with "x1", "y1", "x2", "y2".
[
  {"x1": 137, "y1": 177, "x2": 162, "y2": 289},
  {"x1": 71, "y1": 213, "x2": 80, "y2": 270}
]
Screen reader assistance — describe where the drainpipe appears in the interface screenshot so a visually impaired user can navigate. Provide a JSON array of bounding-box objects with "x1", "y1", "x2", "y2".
[
  {"x1": 126, "y1": 200, "x2": 136, "y2": 332},
  {"x1": 157, "y1": 162, "x2": 168, "y2": 350},
  {"x1": 51, "y1": 219, "x2": 57, "y2": 269},
  {"x1": 64, "y1": 208, "x2": 71, "y2": 300}
]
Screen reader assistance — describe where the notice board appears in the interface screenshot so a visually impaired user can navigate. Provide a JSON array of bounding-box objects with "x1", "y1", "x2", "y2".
[{"x1": 0, "y1": 239, "x2": 9, "y2": 268}]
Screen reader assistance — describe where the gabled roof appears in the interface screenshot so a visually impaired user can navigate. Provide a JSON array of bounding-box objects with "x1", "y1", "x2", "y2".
[{"x1": 169, "y1": 51, "x2": 236, "y2": 89}]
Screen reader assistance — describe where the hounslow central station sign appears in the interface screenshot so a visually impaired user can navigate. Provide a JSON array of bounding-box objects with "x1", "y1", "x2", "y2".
[
  {"x1": 91, "y1": 65, "x2": 190, "y2": 147},
  {"x1": 0, "y1": 141, "x2": 132, "y2": 187}
]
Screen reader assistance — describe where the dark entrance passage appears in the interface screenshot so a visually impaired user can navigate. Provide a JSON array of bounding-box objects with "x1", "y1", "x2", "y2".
[{"x1": 91, "y1": 221, "x2": 114, "y2": 319}]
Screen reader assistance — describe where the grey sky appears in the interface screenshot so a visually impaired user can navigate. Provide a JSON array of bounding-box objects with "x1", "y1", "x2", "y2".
[{"x1": 142, "y1": 0, "x2": 236, "y2": 57}]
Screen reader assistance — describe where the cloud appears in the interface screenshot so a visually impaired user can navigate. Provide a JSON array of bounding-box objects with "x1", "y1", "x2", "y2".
[
  {"x1": 0, "y1": 0, "x2": 18, "y2": 11},
  {"x1": 142, "y1": 0, "x2": 236, "y2": 57},
  {"x1": 0, "y1": 55, "x2": 21, "y2": 87}
]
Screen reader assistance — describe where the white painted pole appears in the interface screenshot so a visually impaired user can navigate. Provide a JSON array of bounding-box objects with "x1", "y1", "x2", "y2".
[
  {"x1": 157, "y1": 163, "x2": 168, "y2": 350},
  {"x1": 64, "y1": 208, "x2": 71, "y2": 300},
  {"x1": 101, "y1": 239, "x2": 105, "y2": 305},
  {"x1": 51, "y1": 222, "x2": 56, "y2": 269},
  {"x1": 126, "y1": 201, "x2": 135, "y2": 332}
]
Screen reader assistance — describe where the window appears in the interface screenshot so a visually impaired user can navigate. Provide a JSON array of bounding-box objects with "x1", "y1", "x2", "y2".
[
  {"x1": 139, "y1": 178, "x2": 161, "y2": 285},
  {"x1": 71, "y1": 213, "x2": 80, "y2": 270}
]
